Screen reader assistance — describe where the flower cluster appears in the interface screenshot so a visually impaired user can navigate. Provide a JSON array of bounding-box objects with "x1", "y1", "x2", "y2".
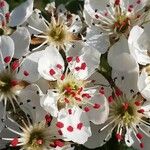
[{"x1": 0, "y1": 0, "x2": 150, "y2": 150}]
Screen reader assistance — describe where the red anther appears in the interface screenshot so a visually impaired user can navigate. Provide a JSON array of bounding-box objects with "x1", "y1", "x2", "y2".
[
  {"x1": 11, "y1": 138, "x2": 18, "y2": 147},
  {"x1": 93, "y1": 103, "x2": 101, "y2": 109},
  {"x1": 128, "y1": 8, "x2": 132, "y2": 12},
  {"x1": 67, "y1": 126, "x2": 74, "y2": 132},
  {"x1": 0, "y1": 1, "x2": 5, "y2": 8},
  {"x1": 5, "y1": 12, "x2": 10, "y2": 21},
  {"x1": 77, "y1": 123, "x2": 83, "y2": 130},
  {"x1": 11, "y1": 60, "x2": 20, "y2": 70},
  {"x1": 45, "y1": 114, "x2": 52, "y2": 124},
  {"x1": 115, "y1": 133, "x2": 122, "y2": 140},
  {"x1": 2, "y1": 20, "x2": 5, "y2": 26},
  {"x1": 95, "y1": 14, "x2": 99, "y2": 19},
  {"x1": 82, "y1": 93, "x2": 91, "y2": 99},
  {"x1": 140, "y1": 143, "x2": 144, "y2": 148},
  {"x1": 75, "y1": 66, "x2": 80, "y2": 71},
  {"x1": 77, "y1": 87, "x2": 83, "y2": 94},
  {"x1": 138, "y1": 109, "x2": 145, "y2": 114},
  {"x1": 49, "y1": 69, "x2": 55, "y2": 76},
  {"x1": 4, "y1": 56, "x2": 11, "y2": 63},
  {"x1": 129, "y1": 4, "x2": 134, "y2": 8},
  {"x1": 65, "y1": 86, "x2": 72, "y2": 93},
  {"x1": 115, "y1": 0, "x2": 120, "y2": 5},
  {"x1": 81, "y1": 63, "x2": 86, "y2": 70},
  {"x1": 11, "y1": 80, "x2": 18, "y2": 87},
  {"x1": 56, "y1": 122, "x2": 64, "y2": 128},
  {"x1": 54, "y1": 140, "x2": 64, "y2": 147},
  {"x1": 99, "y1": 87, "x2": 105, "y2": 95},
  {"x1": 137, "y1": 0, "x2": 141, "y2": 4},
  {"x1": 108, "y1": 96, "x2": 113, "y2": 103},
  {"x1": 115, "y1": 88, "x2": 122, "y2": 96},
  {"x1": 68, "y1": 109, "x2": 72, "y2": 115},
  {"x1": 56, "y1": 64, "x2": 62, "y2": 69},
  {"x1": 58, "y1": 130, "x2": 63, "y2": 135},
  {"x1": 23, "y1": 71, "x2": 29, "y2": 76},
  {"x1": 84, "y1": 107, "x2": 90, "y2": 112},
  {"x1": 76, "y1": 56, "x2": 80, "y2": 63},
  {"x1": 66, "y1": 57, "x2": 73, "y2": 62},
  {"x1": 70, "y1": 91, "x2": 76, "y2": 97},
  {"x1": 37, "y1": 139, "x2": 43, "y2": 145},
  {"x1": 64, "y1": 98, "x2": 69, "y2": 103},
  {"x1": 75, "y1": 97, "x2": 81, "y2": 101},
  {"x1": 135, "y1": 100, "x2": 142, "y2": 106},
  {"x1": 136, "y1": 133, "x2": 143, "y2": 140},
  {"x1": 122, "y1": 102, "x2": 129, "y2": 110},
  {"x1": 60, "y1": 74, "x2": 65, "y2": 80}
]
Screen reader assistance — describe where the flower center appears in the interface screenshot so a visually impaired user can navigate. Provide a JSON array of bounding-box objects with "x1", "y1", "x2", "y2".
[
  {"x1": 113, "y1": 16, "x2": 130, "y2": 33},
  {"x1": 56, "y1": 73, "x2": 88, "y2": 109},
  {"x1": 0, "y1": 72, "x2": 14, "y2": 93},
  {"x1": 48, "y1": 24, "x2": 66, "y2": 43},
  {"x1": 110, "y1": 94, "x2": 142, "y2": 126}
]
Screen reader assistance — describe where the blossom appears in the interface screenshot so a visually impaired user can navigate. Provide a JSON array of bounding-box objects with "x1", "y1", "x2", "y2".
[
  {"x1": 38, "y1": 45, "x2": 109, "y2": 144},
  {"x1": 84, "y1": 0, "x2": 148, "y2": 37},
  {"x1": 1, "y1": 111, "x2": 73, "y2": 150},
  {"x1": 26, "y1": 2, "x2": 82, "y2": 51},
  {"x1": 85, "y1": 49, "x2": 150, "y2": 149}
]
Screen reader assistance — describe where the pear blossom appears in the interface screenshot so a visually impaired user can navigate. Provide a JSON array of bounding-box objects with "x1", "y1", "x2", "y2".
[
  {"x1": 38, "y1": 45, "x2": 109, "y2": 144},
  {"x1": 1, "y1": 110, "x2": 73, "y2": 150},
  {"x1": 85, "y1": 49, "x2": 150, "y2": 149},
  {"x1": 26, "y1": 2, "x2": 82, "y2": 51}
]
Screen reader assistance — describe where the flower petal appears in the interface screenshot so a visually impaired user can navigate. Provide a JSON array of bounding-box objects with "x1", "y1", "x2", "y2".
[
  {"x1": 85, "y1": 94, "x2": 109, "y2": 124},
  {"x1": 10, "y1": 27, "x2": 30, "y2": 58},
  {"x1": 108, "y1": 36, "x2": 138, "y2": 72},
  {"x1": 17, "y1": 51, "x2": 44, "y2": 82},
  {"x1": 85, "y1": 26, "x2": 110, "y2": 54},
  {"x1": 40, "y1": 90, "x2": 59, "y2": 117},
  {"x1": 0, "y1": 35, "x2": 14, "y2": 71},
  {"x1": 38, "y1": 46, "x2": 65, "y2": 81},
  {"x1": 69, "y1": 46, "x2": 101, "y2": 80},
  {"x1": 57, "y1": 106, "x2": 91, "y2": 144},
  {"x1": 128, "y1": 25, "x2": 150, "y2": 65},
  {"x1": 9, "y1": 0, "x2": 33, "y2": 26}
]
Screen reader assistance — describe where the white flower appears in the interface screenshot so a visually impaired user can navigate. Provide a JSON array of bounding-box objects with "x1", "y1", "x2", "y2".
[
  {"x1": 38, "y1": 45, "x2": 109, "y2": 144},
  {"x1": 85, "y1": 51, "x2": 150, "y2": 149},
  {"x1": 26, "y1": 2, "x2": 82, "y2": 51},
  {"x1": 84, "y1": 0, "x2": 148, "y2": 37},
  {"x1": 1, "y1": 112, "x2": 73, "y2": 150},
  {"x1": 0, "y1": 36, "x2": 44, "y2": 130},
  {"x1": 128, "y1": 25, "x2": 150, "y2": 65}
]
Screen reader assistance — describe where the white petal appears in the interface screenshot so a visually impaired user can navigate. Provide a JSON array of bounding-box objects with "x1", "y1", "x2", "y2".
[
  {"x1": 40, "y1": 90, "x2": 59, "y2": 117},
  {"x1": 108, "y1": 36, "x2": 138, "y2": 72},
  {"x1": 18, "y1": 84, "x2": 45, "y2": 123},
  {"x1": 84, "y1": 122, "x2": 113, "y2": 148},
  {"x1": 84, "y1": 0, "x2": 108, "y2": 18},
  {"x1": 138, "y1": 68, "x2": 150, "y2": 101},
  {"x1": 112, "y1": 68, "x2": 139, "y2": 98},
  {"x1": 69, "y1": 46, "x2": 101, "y2": 80},
  {"x1": 27, "y1": 9, "x2": 48, "y2": 34},
  {"x1": 85, "y1": 26, "x2": 110, "y2": 54},
  {"x1": 9, "y1": 0, "x2": 33, "y2": 26},
  {"x1": 57, "y1": 106, "x2": 91, "y2": 144},
  {"x1": 17, "y1": 51, "x2": 44, "y2": 82},
  {"x1": 85, "y1": 94, "x2": 109, "y2": 124},
  {"x1": 0, "y1": 35, "x2": 14, "y2": 71},
  {"x1": 88, "y1": 71, "x2": 112, "y2": 98},
  {"x1": 10, "y1": 27, "x2": 30, "y2": 58},
  {"x1": 38, "y1": 46, "x2": 65, "y2": 81},
  {"x1": 128, "y1": 25, "x2": 150, "y2": 65},
  {"x1": 68, "y1": 14, "x2": 82, "y2": 33}
]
